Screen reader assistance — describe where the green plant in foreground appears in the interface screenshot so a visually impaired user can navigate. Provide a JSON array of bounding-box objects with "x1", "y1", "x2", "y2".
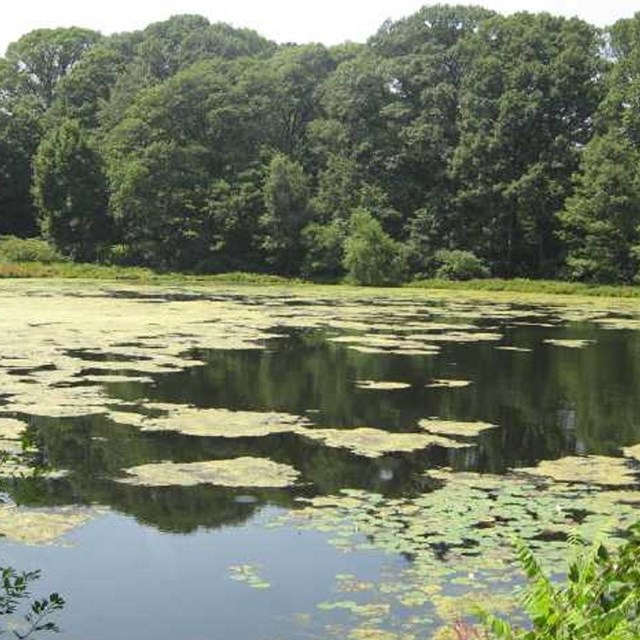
[
  {"x1": 479, "y1": 525, "x2": 640, "y2": 639},
  {"x1": 0, "y1": 567, "x2": 64, "y2": 639},
  {"x1": 0, "y1": 439, "x2": 65, "y2": 638}
]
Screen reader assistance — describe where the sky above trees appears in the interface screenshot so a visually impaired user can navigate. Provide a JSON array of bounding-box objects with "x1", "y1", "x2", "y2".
[{"x1": 1, "y1": 0, "x2": 638, "y2": 55}]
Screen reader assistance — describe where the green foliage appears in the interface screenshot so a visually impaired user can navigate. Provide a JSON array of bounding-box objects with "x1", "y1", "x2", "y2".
[
  {"x1": 0, "y1": 567, "x2": 64, "y2": 639},
  {"x1": 32, "y1": 119, "x2": 110, "y2": 261},
  {"x1": 558, "y1": 130, "x2": 640, "y2": 284},
  {"x1": 451, "y1": 12, "x2": 604, "y2": 277},
  {"x1": 433, "y1": 250, "x2": 490, "y2": 281},
  {"x1": 401, "y1": 208, "x2": 444, "y2": 277},
  {"x1": 0, "y1": 236, "x2": 62, "y2": 264},
  {"x1": 301, "y1": 219, "x2": 347, "y2": 281},
  {"x1": 261, "y1": 153, "x2": 311, "y2": 275},
  {"x1": 0, "y1": 95, "x2": 42, "y2": 237},
  {"x1": 480, "y1": 526, "x2": 640, "y2": 639},
  {"x1": 0, "y1": 8, "x2": 639, "y2": 284},
  {"x1": 343, "y1": 208, "x2": 403, "y2": 285},
  {"x1": 4, "y1": 28, "x2": 101, "y2": 108}
]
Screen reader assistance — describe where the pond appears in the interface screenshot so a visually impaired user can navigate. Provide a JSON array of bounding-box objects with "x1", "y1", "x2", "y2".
[{"x1": 0, "y1": 281, "x2": 639, "y2": 639}]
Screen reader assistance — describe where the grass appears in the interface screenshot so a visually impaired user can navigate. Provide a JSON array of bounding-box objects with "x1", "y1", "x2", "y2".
[
  {"x1": 409, "y1": 277, "x2": 640, "y2": 298},
  {"x1": 3, "y1": 261, "x2": 640, "y2": 300},
  {"x1": 0, "y1": 262, "x2": 299, "y2": 285}
]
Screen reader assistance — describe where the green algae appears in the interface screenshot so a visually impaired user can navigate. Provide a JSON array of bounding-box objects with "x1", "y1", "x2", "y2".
[
  {"x1": 110, "y1": 404, "x2": 311, "y2": 438},
  {"x1": 424, "y1": 380, "x2": 472, "y2": 389},
  {"x1": 516, "y1": 455, "x2": 638, "y2": 486},
  {"x1": 356, "y1": 381, "x2": 412, "y2": 391},
  {"x1": 623, "y1": 443, "x2": 640, "y2": 461},
  {"x1": 0, "y1": 504, "x2": 97, "y2": 546},
  {"x1": 117, "y1": 457, "x2": 300, "y2": 488},
  {"x1": 418, "y1": 419, "x2": 497, "y2": 438},
  {"x1": 543, "y1": 339, "x2": 595, "y2": 349},
  {"x1": 298, "y1": 428, "x2": 471, "y2": 458}
]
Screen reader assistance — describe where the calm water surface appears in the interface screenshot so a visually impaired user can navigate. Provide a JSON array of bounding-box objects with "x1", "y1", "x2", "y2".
[{"x1": 2, "y1": 290, "x2": 640, "y2": 639}]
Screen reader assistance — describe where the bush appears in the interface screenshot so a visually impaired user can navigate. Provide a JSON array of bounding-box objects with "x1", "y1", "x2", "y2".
[
  {"x1": 0, "y1": 236, "x2": 63, "y2": 264},
  {"x1": 343, "y1": 209, "x2": 404, "y2": 286},
  {"x1": 480, "y1": 525, "x2": 640, "y2": 639},
  {"x1": 301, "y1": 220, "x2": 347, "y2": 281},
  {"x1": 433, "y1": 250, "x2": 489, "y2": 281}
]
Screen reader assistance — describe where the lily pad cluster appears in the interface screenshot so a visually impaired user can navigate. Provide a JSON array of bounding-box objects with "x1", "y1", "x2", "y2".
[{"x1": 275, "y1": 466, "x2": 640, "y2": 636}]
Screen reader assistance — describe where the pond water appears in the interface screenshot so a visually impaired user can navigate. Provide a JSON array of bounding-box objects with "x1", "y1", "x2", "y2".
[{"x1": 0, "y1": 282, "x2": 639, "y2": 639}]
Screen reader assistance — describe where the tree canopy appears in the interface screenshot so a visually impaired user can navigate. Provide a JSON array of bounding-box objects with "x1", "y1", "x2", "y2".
[{"x1": 2, "y1": 8, "x2": 640, "y2": 283}]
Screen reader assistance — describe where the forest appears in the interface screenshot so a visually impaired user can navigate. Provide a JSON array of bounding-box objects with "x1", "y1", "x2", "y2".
[{"x1": 2, "y1": 4, "x2": 640, "y2": 284}]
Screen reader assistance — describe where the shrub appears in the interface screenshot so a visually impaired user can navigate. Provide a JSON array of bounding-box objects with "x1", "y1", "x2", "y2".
[
  {"x1": 433, "y1": 250, "x2": 489, "y2": 281},
  {"x1": 301, "y1": 220, "x2": 347, "y2": 281},
  {"x1": 343, "y1": 208, "x2": 404, "y2": 286},
  {"x1": 479, "y1": 525, "x2": 640, "y2": 639},
  {"x1": 0, "y1": 236, "x2": 62, "y2": 264}
]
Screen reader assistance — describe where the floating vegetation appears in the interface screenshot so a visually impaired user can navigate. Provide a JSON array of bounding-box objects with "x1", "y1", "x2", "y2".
[
  {"x1": 117, "y1": 457, "x2": 300, "y2": 488},
  {"x1": 5, "y1": 282, "x2": 640, "y2": 639},
  {"x1": 299, "y1": 428, "x2": 470, "y2": 458},
  {"x1": 356, "y1": 381, "x2": 411, "y2": 391},
  {"x1": 623, "y1": 443, "x2": 640, "y2": 461},
  {"x1": 276, "y1": 469, "x2": 640, "y2": 635},
  {"x1": 543, "y1": 339, "x2": 595, "y2": 349},
  {"x1": 0, "y1": 505, "x2": 95, "y2": 546},
  {"x1": 425, "y1": 379, "x2": 472, "y2": 389},
  {"x1": 418, "y1": 419, "x2": 497, "y2": 438},
  {"x1": 299, "y1": 427, "x2": 469, "y2": 458},
  {"x1": 83, "y1": 374, "x2": 155, "y2": 384},
  {"x1": 415, "y1": 331, "x2": 502, "y2": 343},
  {"x1": 0, "y1": 417, "x2": 27, "y2": 454},
  {"x1": 594, "y1": 317, "x2": 640, "y2": 331},
  {"x1": 228, "y1": 564, "x2": 270, "y2": 590},
  {"x1": 110, "y1": 404, "x2": 311, "y2": 439},
  {"x1": 335, "y1": 574, "x2": 375, "y2": 594},
  {"x1": 516, "y1": 455, "x2": 638, "y2": 486}
]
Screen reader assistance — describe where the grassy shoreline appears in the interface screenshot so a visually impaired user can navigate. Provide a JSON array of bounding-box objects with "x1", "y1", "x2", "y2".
[{"x1": 2, "y1": 261, "x2": 640, "y2": 299}]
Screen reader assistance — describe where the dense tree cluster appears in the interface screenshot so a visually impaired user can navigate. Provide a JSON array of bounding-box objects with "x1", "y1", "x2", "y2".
[{"x1": 3, "y1": 6, "x2": 640, "y2": 283}]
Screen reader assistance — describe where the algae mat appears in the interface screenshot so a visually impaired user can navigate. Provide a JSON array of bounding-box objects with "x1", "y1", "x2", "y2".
[{"x1": 1, "y1": 281, "x2": 640, "y2": 639}]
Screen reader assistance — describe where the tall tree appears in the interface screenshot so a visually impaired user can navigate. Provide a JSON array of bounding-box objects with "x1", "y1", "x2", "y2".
[
  {"x1": 4, "y1": 28, "x2": 101, "y2": 108},
  {"x1": 261, "y1": 153, "x2": 311, "y2": 274},
  {"x1": 32, "y1": 119, "x2": 110, "y2": 261},
  {"x1": 450, "y1": 13, "x2": 604, "y2": 276},
  {"x1": 0, "y1": 94, "x2": 42, "y2": 237},
  {"x1": 105, "y1": 57, "x2": 279, "y2": 269}
]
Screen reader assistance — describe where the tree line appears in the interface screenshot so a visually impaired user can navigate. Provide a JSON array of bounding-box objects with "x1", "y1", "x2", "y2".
[{"x1": 2, "y1": 6, "x2": 640, "y2": 284}]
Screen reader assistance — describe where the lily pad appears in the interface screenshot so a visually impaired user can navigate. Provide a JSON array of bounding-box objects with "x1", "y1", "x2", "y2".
[{"x1": 228, "y1": 564, "x2": 270, "y2": 590}]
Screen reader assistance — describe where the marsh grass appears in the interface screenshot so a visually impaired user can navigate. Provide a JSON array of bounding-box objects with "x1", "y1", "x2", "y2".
[{"x1": 4, "y1": 262, "x2": 640, "y2": 299}]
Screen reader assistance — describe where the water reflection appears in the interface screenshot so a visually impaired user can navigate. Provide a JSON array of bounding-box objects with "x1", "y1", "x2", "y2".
[{"x1": 9, "y1": 318, "x2": 640, "y2": 535}]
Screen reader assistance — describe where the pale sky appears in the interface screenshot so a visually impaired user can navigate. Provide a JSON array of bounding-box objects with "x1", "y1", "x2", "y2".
[{"x1": 1, "y1": 0, "x2": 639, "y2": 55}]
